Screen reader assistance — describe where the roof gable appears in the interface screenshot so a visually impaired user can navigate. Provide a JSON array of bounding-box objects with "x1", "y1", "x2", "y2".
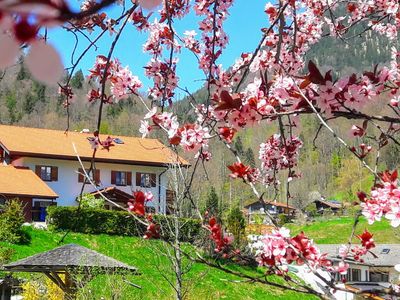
[
  {"x1": 0, "y1": 125, "x2": 189, "y2": 167},
  {"x1": 0, "y1": 166, "x2": 58, "y2": 199}
]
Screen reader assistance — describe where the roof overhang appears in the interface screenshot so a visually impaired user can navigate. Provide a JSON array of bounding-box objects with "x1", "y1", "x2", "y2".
[
  {"x1": 10, "y1": 151, "x2": 189, "y2": 168},
  {"x1": 1, "y1": 193, "x2": 58, "y2": 200},
  {"x1": 328, "y1": 257, "x2": 395, "y2": 268}
]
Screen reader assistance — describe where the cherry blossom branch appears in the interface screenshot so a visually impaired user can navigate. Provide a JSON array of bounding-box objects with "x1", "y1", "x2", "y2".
[
  {"x1": 234, "y1": 2, "x2": 289, "y2": 93},
  {"x1": 293, "y1": 82, "x2": 378, "y2": 177},
  {"x1": 97, "y1": 6, "x2": 136, "y2": 131}
]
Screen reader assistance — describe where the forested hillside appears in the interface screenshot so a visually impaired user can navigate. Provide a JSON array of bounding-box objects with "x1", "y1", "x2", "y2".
[{"x1": 0, "y1": 29, "x2": 399, "y2": 215}]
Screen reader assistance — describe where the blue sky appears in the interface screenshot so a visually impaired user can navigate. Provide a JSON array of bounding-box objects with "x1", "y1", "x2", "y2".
[{"x1": 49, "y1": 1, "x2": 267, "y2": 97}]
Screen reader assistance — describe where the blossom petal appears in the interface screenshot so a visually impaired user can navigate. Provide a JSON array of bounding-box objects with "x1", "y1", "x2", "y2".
[
  {"x1": 0, "y1": 34, "x2": 20, "y2": 69},
  {"x1": 25, "y1": 40, "x2": 64, "y2": 85},
  {"x1": 138, "y1": 0, "x2": 163, "y2": 10}
]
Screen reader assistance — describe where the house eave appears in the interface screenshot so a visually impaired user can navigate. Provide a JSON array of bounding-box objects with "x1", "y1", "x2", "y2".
[
  {"x1": 329, "y1": 257, "x2": 396, "y2": 268},
  {"x1": 1, "y1": 193, "x2": 58, "y2": 200},
  {"x1": 9, "y1": 151, "x2": 189, "y2": 168}
]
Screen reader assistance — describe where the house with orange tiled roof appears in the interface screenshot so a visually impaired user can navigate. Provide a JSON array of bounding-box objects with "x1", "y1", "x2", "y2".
[{"x1": 0, "y1": 125, "x2": 188, "y2": 221}]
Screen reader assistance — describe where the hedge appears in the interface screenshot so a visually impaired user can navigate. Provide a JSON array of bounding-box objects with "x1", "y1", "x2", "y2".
[{"x1": 47, "y1": 206, "x2": 201, "y2": 242}]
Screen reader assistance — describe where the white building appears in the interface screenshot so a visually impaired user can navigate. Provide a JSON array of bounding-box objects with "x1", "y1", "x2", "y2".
[
  {"x1": 0, "y1": 125, "x2": 188, "y2": 221},
  {"x1": 316, "y1": 244, "x2": 400, "y2": 299}
]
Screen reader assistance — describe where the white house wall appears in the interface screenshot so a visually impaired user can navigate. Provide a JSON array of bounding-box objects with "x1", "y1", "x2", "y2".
[
  {"x1": 347, "y1": 263, "x2": 370, "y2": 281},
  {"x1": 11, "y1": 157, "x2": 168, "y2": 213}
]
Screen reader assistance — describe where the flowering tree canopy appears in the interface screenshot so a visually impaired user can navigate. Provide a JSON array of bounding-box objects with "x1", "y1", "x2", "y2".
[{"x1": 1, "y1": 0, "x2": 400, "y2": 297}]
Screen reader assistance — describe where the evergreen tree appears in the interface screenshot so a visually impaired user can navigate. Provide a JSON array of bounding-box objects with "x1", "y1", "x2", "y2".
[
  {"x1": 5, "y1": 90, "x2": 17, "y2": 123},
  {"x1": 244, "y1": 147, "x2": 256, "y2": 168},
  {"x1": 70, "y1": 70, "x2": 84, "y2": 89},
  {"x1": 205, "y1": 186, "x2": 220, "y2": 220},
  {"x1": 32, "y1": 81, "x2": 46, "y2": 103},
  {"x1": 16, "y1": 63, "x2": 29, "y2": 81},
  {"x1": 234, "y1": 136, "x2": 244, "y2": 156},
  {"x1": 226, "y1": 205, "x2": 246, "y2": 248},
  {"x1": 23, "y1": 93, "x2": 36, "y2": 114}
]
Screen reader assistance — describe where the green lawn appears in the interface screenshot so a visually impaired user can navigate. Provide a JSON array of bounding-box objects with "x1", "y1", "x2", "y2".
[
  {"x1": 285, "y1": 216, "x2": 400, "y2": 244},
  {"x1": 1, "y1": 227, "x2": 317, "y2": 300}
]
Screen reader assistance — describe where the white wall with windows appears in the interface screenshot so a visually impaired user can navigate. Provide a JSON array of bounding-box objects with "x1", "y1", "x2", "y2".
[{"x1": 11, "y1": 157, "x2": 168, "y2": 213}]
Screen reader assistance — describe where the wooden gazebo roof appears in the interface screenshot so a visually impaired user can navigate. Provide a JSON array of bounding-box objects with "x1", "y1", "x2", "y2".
[
  {"x1": 3, "y1": 244, "x2": 137, "y2": 298},
  {"x1": 3, "y1": 244, "x2": 136, "y2": 273}
]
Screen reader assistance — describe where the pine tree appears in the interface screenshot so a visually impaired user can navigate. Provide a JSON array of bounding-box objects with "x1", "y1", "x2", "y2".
[
  {"x1": 32, "y1": 81, "x2": 46, "y2": 103},
  {"x1": 234, "y1": 136, "x2": 244, "y2": 156},
  {"x1": 16, "y1": 63, "x2": 29, "y2": 81},
  {"x1": 205, "y1": 186, "x2": 220, "y2": 220},
  {"x1": 244, "y1": 147, "x2": 256, "y2": 168},
  {"x1": 70, "y1": 70, "x2": 84, "y2": 89},
  {"x1": 23, "y1": 93, "x2": 36, "y2": 114},
  {"x1": 5, "y1": 90, "x2": 17, "y2": 123},
  {"x1": 226, "y1": 205, "x2": 246, "y2": 247}
]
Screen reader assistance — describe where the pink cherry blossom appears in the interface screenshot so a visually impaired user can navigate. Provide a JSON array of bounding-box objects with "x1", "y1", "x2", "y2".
[
  {"x1": 25, "y1": 40, "x2": 64, "y2": 85},
  {"x1": 138, "y1": 0, "x2": 163, "y2": 10},
  {"x1": 0, "y1": 33, "x2": 19, "y2": 69}
]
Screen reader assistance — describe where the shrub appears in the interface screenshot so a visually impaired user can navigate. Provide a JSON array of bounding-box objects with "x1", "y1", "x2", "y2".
[
  {"x1": 205, "y1": 187, "x2": 220, "y2": 220},
  {"x1": 0, "y1": 200, "x2": 25, "y2": 244},
  {"x1": 78, "y1": 193, "x2": 105, "y2": 209},
  {"x1": 0, "y1": 246, "x2": 14, "y2": 265},
  {"x1": 47, "y1": 206, "x2": 201, "y2": 242},
  {"x1": 225, "y1": 206, "x2": 246, "y2": 248},
  {"x1": 277, "y1": 214, "x2": 291, "y2": 226}
]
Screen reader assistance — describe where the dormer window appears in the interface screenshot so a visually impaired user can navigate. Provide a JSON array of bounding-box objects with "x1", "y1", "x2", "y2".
[
  {"x1": 113, "y1": 138, "x2": 124, "y2": 144},
  {"x1": 381, "y1": 248, "x2": 390, "y2": 254}
]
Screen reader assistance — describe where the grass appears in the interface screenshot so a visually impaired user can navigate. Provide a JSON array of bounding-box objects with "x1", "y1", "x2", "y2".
[
  {"x1": 1, "y1": 226, "x2": 317, "y2": 300},
  {"x1": 285, "y1": 216, "x2": 400, "y2": 244}
]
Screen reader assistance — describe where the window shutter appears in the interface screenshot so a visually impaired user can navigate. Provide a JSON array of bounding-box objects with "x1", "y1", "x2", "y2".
[
  {"x1": 150, "y1": 174, "x2": 157, "y2": 187},
  {"x1": 51, "y1": 167, "x2": 58, "y2": 181},
  {"x1": 136, "y1": 173, "x2": 141, "y2": 186},
  {"x1": 111, "y1": 171, "x2": 116, "y2": 185},
  {"x1": 35, "y1": 165, "x2": 41, "y2": 177},
  {"x1": 127, "y1": 172, "x2": 132, "y2": 186},
  {"x1": 78, "y1": 168, "x2": 84, "y2": 183},
  {"x1": 94, "y1": 169, "x2": 101, "y2": 184}
]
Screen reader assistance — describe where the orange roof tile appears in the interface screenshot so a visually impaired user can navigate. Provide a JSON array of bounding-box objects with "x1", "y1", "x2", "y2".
[
  {"x1": 0, "y1": 125, "x2": 189, "y2": 167},
  {"x1": 0, "y1": 166, "x2": 58, "y2": 199}
]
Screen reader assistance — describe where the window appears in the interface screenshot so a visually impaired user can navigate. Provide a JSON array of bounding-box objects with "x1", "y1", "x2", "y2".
[
  {"x1": 41, "y1": 166, "x2": 51, "y2": 181},
  {"x1": 136, "y1": 172, "x2": 156, "y2": 188},
  {"x1": 35, "y1": 166, "x2": 58, "y2": 182},
  {"x1": 111, "y1": 171, "x2": 132, "y2": 186},
  {"x1": 370, "y1": 272, "x2": 389, "y2": 282},
  {"x1": 381, "y1": 248, "x2": 390, "y2": 254},
  {"x1": 116, "y1": 172, "x2": 126, "y2": 185},
  {"x1": 351, "y1": 268, "x2": 361, "y2": 282},
  {"x1": 78, "y1": 168, "x2": 100, "y2": 184}
]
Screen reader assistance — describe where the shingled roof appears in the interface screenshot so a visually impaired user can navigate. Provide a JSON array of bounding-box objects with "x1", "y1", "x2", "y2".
[
  {"x1": 0, "y1": 125, "x2": 189, "y2": 167},
  {"x1": 318, "y1": 244, "x2": 400, "y2": 267},
  {"x1": 0, "y1": 165, "x2": 58, "y2": 199},
  {"x1": 3, "y1": 244, "x2": 137, "y2": 273}
]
